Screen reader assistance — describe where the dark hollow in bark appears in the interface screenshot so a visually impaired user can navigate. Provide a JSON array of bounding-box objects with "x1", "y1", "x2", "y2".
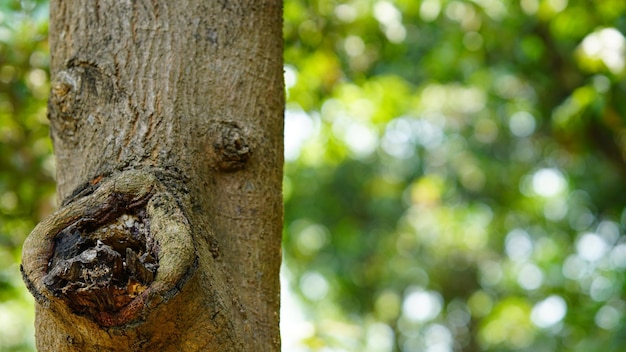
[
  {"x1": 43, "y1": 206, "x2": 158, "y2": 319},
  {"x1": 22, "y1": 170, "x2": 197, "y2": 329}
]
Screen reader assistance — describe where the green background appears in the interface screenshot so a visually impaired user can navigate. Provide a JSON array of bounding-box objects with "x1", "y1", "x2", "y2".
[{"x1": 3, "y1": 0, "x2": 626, "y2": 351}]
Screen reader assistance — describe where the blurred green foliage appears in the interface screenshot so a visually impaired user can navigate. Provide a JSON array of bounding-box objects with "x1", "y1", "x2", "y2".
[
  {"x1": 282, "y1": 0, "x2": 626, "y2": 351},
  {"x1": 5, "y1": 0, "x2": 626, "y2": 351},
  {"x1": 0, "y1": 1, "x2": 52, "y2": 351}
]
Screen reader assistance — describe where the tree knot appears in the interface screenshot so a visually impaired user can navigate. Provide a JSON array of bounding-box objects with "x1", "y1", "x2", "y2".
[
  {"x1": 21, "y1": 170, "x2": 196, "y2": 327},
  {"x1": 213, "y1": 121, "x2": 251, "y2": 171}
]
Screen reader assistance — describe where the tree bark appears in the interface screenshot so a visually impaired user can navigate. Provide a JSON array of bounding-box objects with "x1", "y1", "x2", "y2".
[{"x1": 21, "y1": 1, "x2": 284, "y2": 351}]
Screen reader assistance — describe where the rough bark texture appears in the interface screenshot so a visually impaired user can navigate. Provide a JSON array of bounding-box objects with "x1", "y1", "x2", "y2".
[{"x1": 21, "y1": 1, "x2": 283, "y2": 351}]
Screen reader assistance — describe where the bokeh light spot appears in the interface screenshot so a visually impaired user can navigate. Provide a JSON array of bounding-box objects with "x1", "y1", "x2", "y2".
[
  {"x1": 468, "y1": 291, "x2": 493, "y2": 318},
  {"x1": 296, "y1": 224, "x2": 329, "y2": 255},
  {"x1": 402, "y1": 288, "x2": 443, "y2": 322},
  {"x1": 344, "y1": 35, "x2": 365, "y2": 57},
  {"x1": 505, "y1": 229, "x2": 533, "y2": 262},
  {"x1": 335, "y1": 4, "x2": 357, "y2": 23},
  {"x1": 424, "y1": 324, "x2": 453, "y2": 352},
  {"x1": 580, "y1": 28, "x2": 626, "y2": 73},
  {"x1": 343, "y1": 121, "x2": 378, "y2": 158},
  {"x1": 366, "y1": 323, "x2": 395, "y2": 351},
  {"x1": 531, "y1": 295, "x2": 567, "y2": 328},
  {"x1": 595, "y1": 304, "x2": 622, "y2": 330},
  {"x1": 532, "y1": 168, "x2": 566, "y2": 197},
  {"x1": 610, "y1": 244, "x2": 626, "y2": 269},
  {"x1": 517, "y1": 263, "x2": 543, "y2": 291},
  {"x1": 576, "y1": 233, "x2": 608, "y2": 262},
  {"x1": 375, "y1": 290, "x2": 401, "y2": 322},
  {"x1": 590, "y1": 276, "x2": 614, "y2": 302},
  {"x1": 420, "y1": 0, "x2": 441, "y2": 22},
  {"x1": 562, "y1": 254, "x2": 591, "y2": 280},
  {"x1": 463, "y1": 32, "x2": 483, "y2": 51},
  {"x1": 508, "y1": 111, "x2": 536, "y2": 138},
  {"x1": 300, "y1": 271, "x2": 329, "y2": 301}
]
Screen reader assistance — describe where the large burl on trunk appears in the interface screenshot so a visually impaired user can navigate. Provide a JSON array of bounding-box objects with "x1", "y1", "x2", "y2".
[{"x1": 20, "y1": 1, "x2": 284, "y2": 351}]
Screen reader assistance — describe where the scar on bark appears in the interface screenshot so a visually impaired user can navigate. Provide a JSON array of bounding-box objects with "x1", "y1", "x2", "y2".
[{"x1": 21, "y1": 170, "x2": 196, "y2": 327}]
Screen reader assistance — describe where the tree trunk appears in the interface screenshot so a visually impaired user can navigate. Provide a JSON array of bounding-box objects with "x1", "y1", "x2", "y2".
[{"x1": 20, "y1": 1, "x2": 284, "y2": 351}]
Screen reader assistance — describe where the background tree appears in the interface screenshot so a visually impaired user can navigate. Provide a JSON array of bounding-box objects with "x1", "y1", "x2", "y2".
[
  {"x1": 5, "y1": 0, "x2": 283, "y2": 351},
  {"x1": 4, "y1": 0, "x2": 626, "y2": 351}
]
